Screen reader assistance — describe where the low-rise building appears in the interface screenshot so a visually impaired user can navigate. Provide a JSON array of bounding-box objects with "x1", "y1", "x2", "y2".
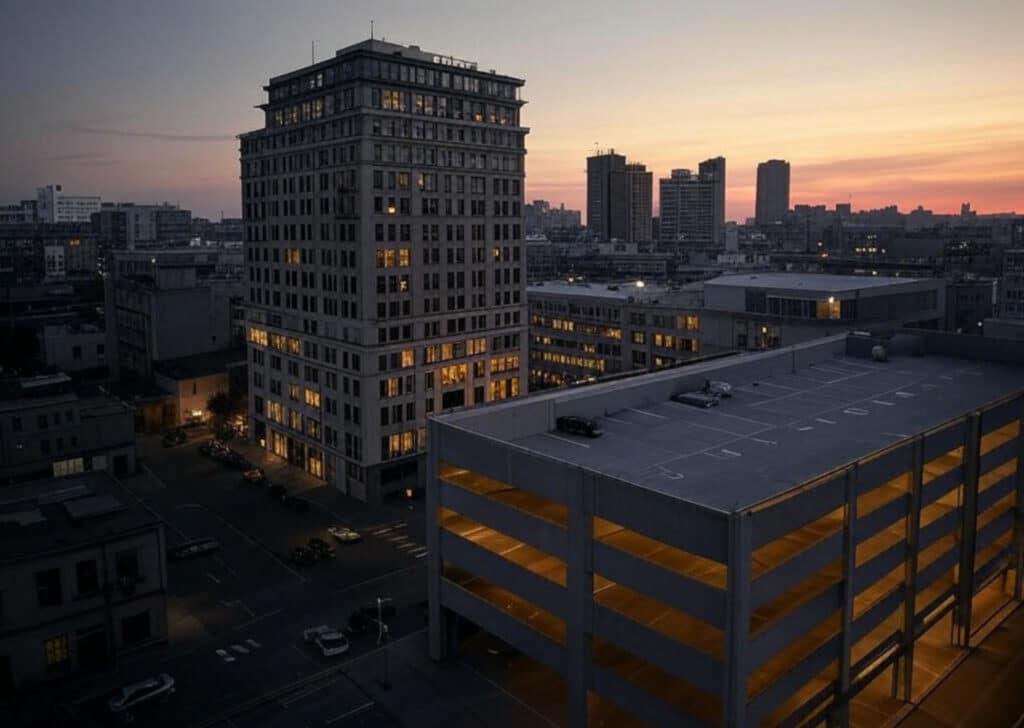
[
  {"x1": 428, "y1": 330, "x2": 1024, "y2": 728},
  {"x1": 41, "y1": 324, "x2": 108, "y2": 375},
  {"x1": 105, "y1": 248, "x2": 245, "y2": 381},
  {"x1": 527, "y1": 281, "x2": 705, "y2": 389},
  {"x1": 700, "y1": 273, "x2": 945, "y2": 351},
  {"x1": 0, "y1": 470, "x2": 167, "y2": 691},
  {"x1": 0, "y1": 374, "x2": 135, "y2": 485},
  {"x1": 153, "y1": 348, "x2": 247, "y2": 427}
]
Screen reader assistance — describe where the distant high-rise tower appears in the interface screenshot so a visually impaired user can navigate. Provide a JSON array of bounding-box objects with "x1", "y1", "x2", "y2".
[
  {"x1": 698, "y1": 156, "x2": 726, "y2": 245},
  {"x1": 658, "y1": 157, "x2": 726, "y2": 247},
  {"x1": 755, "y1": 159, "x2": 791, "y2": 225},
  {"x1": 625, "y1": 163, "x2": 653, "y2": 242},
  {"x1": 240, "y1": 39, "x2": 528, "y2": 502},
  {"x1": 586, "y1": 151, "x2": 628, "y2": 240}
]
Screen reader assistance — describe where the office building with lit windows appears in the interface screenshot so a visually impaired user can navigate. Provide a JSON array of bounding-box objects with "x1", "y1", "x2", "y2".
[
  {"x1": 527, "y1": 281, "x2": 704, "y2": 389},
  {"x1": 428, "y1": 330, "x2": 1024, "y2": 727},
  {"x1": 700, "y1": 273, "x2": 945, "y2": 352},
  {"x1": 240, "y1": 40, "x2": 528, "y2": 501},
  {"x1": 658, "y1": 158, "x2": 726, "y2": 247}
]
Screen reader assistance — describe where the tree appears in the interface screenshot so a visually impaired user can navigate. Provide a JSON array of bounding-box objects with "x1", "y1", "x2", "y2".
[{"x1": 206, "y1": 391, "x2": 234, "y2": 429}]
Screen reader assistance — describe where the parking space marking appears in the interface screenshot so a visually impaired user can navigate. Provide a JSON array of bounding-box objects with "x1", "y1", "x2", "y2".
[
  {"x1": 872, "y1": 400, "x2": 895, "y2": 406},
  {"x1": 387, "y1": 534, "x2": 409, "y2": 542},
  {"x1": 844, "y1": 408, "x2": 870, "y2": 416},
  {"x1": 750, "y1": 437, "x2": 777, "y2": 445},
  {"x1": 815, "y1": 418, "x2": 836, "y2": 425},
  {"x1": 626, "y1": 407, "x2": 666, "y2": 419},
  {"x1": 602, "y1": 415, "x2": 632, "y2": 425},
  {"x1": 245, "y1": 638, "x2": 262, "y2": 649},
  {"x1": 396, "y1": 542, "x2": 417, "y2": 551},
  {"x1": 720, "y1": 449, "x2": 742, "y2": 457},
  {"x1": 541, "y1": 433, "x2": 590, "y2": 448},
  {"x1": 415, "y1": 551, "x2": 429, "y2": 559},
  {"x1": 327, "y1": 702, "x2": 375, "y2": 724},
  {"x1": 797, "y1": 426, "x2": 814, "y2": 432},
  {"x1": 230, "y1": 644, "x2": 250, "y2": 654},
  {"x1": 215, "y1": 649, "x2": 235, "y2": 663},
  {"x1": 881, "y1": 432, "x2": 910, "y2": 439},
  {"x1": 895, "y1": 391, "x2": 916, "y2": 398}
]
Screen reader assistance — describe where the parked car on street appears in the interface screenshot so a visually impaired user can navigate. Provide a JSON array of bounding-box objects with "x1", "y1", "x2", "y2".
[
  {"x1": 199, "y1": 439, "x2": 229, "y2": 457},
  {"x1": 307, "y1": 537, "x2": 335, "y2": 560},
  {"x1": 288, "y1": 546, "x2": 317, "y2": 567},
  {"x1": 281, "y1": 495, "x2": 310, "y2": 512},
  {"x1": 161, "y1": 429, "x2": 187, "y2": 448},
  {"x1": 242, "y1": 468, "x2": 266, "y2": 484},
  {"x1": 328, "y1": 525, "x2": 363, "y2": 543},
  {"x1": 108, "y1": 673, "x2": 175, "y2": 714},
  {"x1": 302, "y1": 625, "x2": 350, "y2": 657},
  {"x1": 167, "y1": 538, "x2": 220, "y2": 560},
  {"x1": 268, "y1": 484, "x2": 287, "y2": 500}
]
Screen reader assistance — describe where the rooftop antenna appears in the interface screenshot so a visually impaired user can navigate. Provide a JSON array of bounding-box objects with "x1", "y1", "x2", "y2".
[
  {"x1": 370, "y1": 19, "x2": 374, "y2": 41},
  {"x1": 311, "y1": 40, "x2": 316, "y2": 64}
]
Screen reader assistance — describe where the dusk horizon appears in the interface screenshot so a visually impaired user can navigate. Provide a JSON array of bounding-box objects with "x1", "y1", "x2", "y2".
[{"x1": 2, "y1": 0, "x2": 1020, "y2": 222}]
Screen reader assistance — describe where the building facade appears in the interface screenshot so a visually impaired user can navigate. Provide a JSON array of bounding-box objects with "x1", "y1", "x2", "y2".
[
  {"x1": 92, "y1": 203, "x2": 193, "y2": 250},
  {"x1": 525, "y1": 200, "x2": 582, "y2": 236},
  {"x1": 105, "y1": 248, "x2": 245, "y2": 380},
  {"x1": 658, "y1": 158, "x2": 726, "y2": 247},
  {"x1": 699, "y1": 273, "x2": 945, "y2": 351},
  {"x1": 586, "y1": 152, "x2": 628, "y2": 242},
  {"x1": 36, "y1": 185, "x2": 100, "y2": 224},
  {"x1": 0, "y1": 374, "x2": 135, "y2": 485},
  {"x1": 527, "y1": 281, "x2": 703, "y2": 389},
  {"x1": 755, "y1": 159, "x2": 791, "y2": 226},
  {"x1": 625, "y1": 163, "x2": 653, "y2": 243},
  {"x1": 0, "y1": 471, "x2": 167, "y2": 692},
  {"x1": 241, "y1": 39, "x2": 528, "y2": 502},
  {"x1": 428, "y1": 331, "x2": 1024, "y2": 727}
]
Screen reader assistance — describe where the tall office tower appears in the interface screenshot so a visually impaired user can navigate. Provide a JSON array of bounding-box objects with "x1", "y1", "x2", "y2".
[
  {"x1": 239, "y1": 40, "x2": 528, "y2": 502},
  {"x1": 658, "y1": 165, "x2": 720, "y2": 247},
  {"x1": 698, "y1": 156, "x2": 726, "y2": 245},
  {"x1": 586, "y1": 151, "x2": 628, "y2": 241},
  {"x1": 625, "y1": 163, "x2": 653, "y2": 243},
  {"x1": 755, "y1": 159, "x2": 791, "y2": 225}
]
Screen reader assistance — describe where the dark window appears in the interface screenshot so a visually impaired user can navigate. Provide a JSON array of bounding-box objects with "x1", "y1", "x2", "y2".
[
  {"x1": 121, "y1": 611, "x2": 151, "y2": 645},
  {"x1": 36, "y1": 569, "x2": 62, "y2": 607},
  {"x1": 115, "y1": 550, "x2": 141, "y2": 583},
  {"x1": 76, "y1": 560, "x2": 99, "y2": 596}
]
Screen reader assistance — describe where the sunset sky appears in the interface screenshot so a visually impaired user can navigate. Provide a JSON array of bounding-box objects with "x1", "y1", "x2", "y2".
[{"x1": 1, "y1": 0, "x2": 1021, "y2": 222}]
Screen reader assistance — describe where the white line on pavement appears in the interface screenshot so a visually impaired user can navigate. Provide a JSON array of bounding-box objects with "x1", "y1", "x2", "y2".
[{"x1": 327, "y1": 702, "x2": 375, "y2": 724}]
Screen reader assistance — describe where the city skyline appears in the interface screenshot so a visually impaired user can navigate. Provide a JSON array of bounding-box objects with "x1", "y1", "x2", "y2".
[{"x1": 1, "y1": 0, "x2": 1022, "y2": 222}]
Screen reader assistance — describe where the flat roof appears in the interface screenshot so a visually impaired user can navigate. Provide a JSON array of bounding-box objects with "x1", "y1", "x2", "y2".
[
  {"x1": 705, "y1": 272, "x2": 927, "y2": 293},
  {"x1": 0, "y1": 471, "x2": 160, "y2": 563},
  {"x1": 528, "y1": 281, "x2": 666, "y2": 301},
  {"x1": 441, "y1": 335, "x2": 1024, "y2": 513},
  {"x1": 153, "y1": 347, "x2": 246, "y2": 380}
]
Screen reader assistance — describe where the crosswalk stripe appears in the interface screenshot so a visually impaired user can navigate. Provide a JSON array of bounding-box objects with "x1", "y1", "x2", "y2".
[
  {"x1": 245, "y1": 639, "x2": 262, "y2": 649},
  {"x1": 215, "y1": 649, "x2": 235, "y2": 663},
  {"x1": 231, "y1": 644, "x2": 249, "y2": 654}
]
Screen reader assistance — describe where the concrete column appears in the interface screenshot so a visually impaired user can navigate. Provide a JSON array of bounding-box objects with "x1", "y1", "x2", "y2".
[
  {"x1": 722, "y1": 512, "x2": 752, "y2": 728},
  {"x1": 893, "y1": 437, "x2": 923, "y2": 700},
  {"x1": 832, "y1": 465, "x2": 859, "y2": 727},
  {"x1": 954, "y1": 412, "x2": 981, "y2": 647},
  {"x1": 566, "y1": 469, "x2": 594, "y2": 728},
  {"x1": 1014, "y1": 399, "x2": 1024, "y2": 601},
  {"x1": 426, "y1": 420, "x2": 446, "y2": 661}
]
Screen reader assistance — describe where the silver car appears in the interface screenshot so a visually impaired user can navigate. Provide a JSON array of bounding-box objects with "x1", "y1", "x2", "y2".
[{"x1": 108, "y1": 673, "x2": 175, "y2": 714}]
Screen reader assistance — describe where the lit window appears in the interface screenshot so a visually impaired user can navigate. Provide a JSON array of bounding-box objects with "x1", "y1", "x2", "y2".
[
  {"x1": 286, "y1": 248, "x2": 300, "y2": 264},
  {"x1": 304, "y1": 388, "x2": 321, "y2": 407},
  {"x1": 44, "y1": 634, "x2": 70, "y2": 672}
]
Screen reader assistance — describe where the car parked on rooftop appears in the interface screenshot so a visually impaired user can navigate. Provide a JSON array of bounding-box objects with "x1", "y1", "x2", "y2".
[
  {"x1": 108, "y1": 673, "x2": 175, "y2": 715},
  {"x1": 555, "y1": 415, "x2": 602, "y2": 438}
]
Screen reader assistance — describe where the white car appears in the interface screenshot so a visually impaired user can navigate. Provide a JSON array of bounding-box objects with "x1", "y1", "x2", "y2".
[
  {"x1": 327, "y1": 526, "x2": 363, "y2": 543},
  {"x1": 302, "y1": 625, "x2": 350, "y2": 656},
  {"x1": 108, "y1": 673, "x2": 175, "y2": 714}
]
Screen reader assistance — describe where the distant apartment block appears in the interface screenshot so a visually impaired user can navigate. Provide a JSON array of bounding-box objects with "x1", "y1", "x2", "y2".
[
  {"x1": 41, "y1": 324, "x2": 107, "y2": 374},
  {"x1": 755, "y1": 159, "x2": 791, "y2": 226},
  {"x1": 0, "y1": 374, "x2": 135, "y2": 485},
  {"x1": 428, "y1": 330, "x2": 1024, "y2": 727},
  {"x1": 625, "y1": 163, "x2": 653, "y2": 243},
  {"x1": 0, "y1": 470, "x2": 167, "y2": 690},
  {"x1": 527, "y1": 281, "x2": 702, "y2": 388},
  {"x1": 105, "y1": 248, "x2": 245, "y2": 381},
  {"x1": 524, "y1": 200, "x2": 581, "y2": 235},
  {"x1": 0, "y1": 222, "x2": 98, "y2": 285},
  {"x1": 700, "y1": 273, "x2": 945, "y2": 351},
  {"x1": 659, "y1": 158, "x2": 726, "y2": 247},
  {"x1": 241, "y1": 40, "x2": 528, "y2": 501},
  {"x1": 92, "y1": 203, "x2": 193, "y2": 250},
  {"x1": 35, "y1": 185, "x2": 100, "y2": 224}
]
